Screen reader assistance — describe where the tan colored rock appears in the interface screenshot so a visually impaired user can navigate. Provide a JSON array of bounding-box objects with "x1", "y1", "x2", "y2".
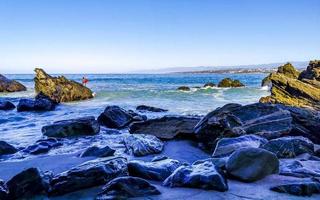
[{"x1": 0, "y1": 74, "x2": 26, "y2": 92}]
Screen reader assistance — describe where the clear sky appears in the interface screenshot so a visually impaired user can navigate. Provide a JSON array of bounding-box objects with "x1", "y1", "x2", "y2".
[{"x1": 0, "y1": 0, "x2": 319, "y2": 73}]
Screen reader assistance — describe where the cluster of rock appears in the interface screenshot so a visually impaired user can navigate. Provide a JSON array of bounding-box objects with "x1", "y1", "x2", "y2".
[
  {"x1": 177, "y1": 78, "x2": 245, "y2": 91},
  {"x1": 0, "y1": 74, "x2": 26, "y2": 92}
]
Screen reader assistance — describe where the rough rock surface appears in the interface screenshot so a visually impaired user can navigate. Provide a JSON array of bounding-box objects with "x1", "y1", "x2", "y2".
[
  {"x1": 128, "y1": 158, "x2": 183, "y2": 181},
  {"x1": 299, "y1": 60, "x2": 320, "y2": 81},
  {"x1": 7, "y1": 168, "x2": 52, "y2": 199},
  {"x1": 136, "y1": 105, "x2": 168, "y2": 112},
  {"x1": 0, "y1": 180, "x2": 8, "y2": 200},
  {"x1": 130, "y1": 116, "x2": 200, "y2": 139},
  {"x1": 98, "y1": 106, "x2": 135, "y2": 129},
  {"x1": 212, "y1": 134, "x2": 268, "y2": 157},
  {"x1": 49, "y1": 157, "x2": 128, "y2": 196},
  {"x1": 34, "y1": 68, "x2": 93, "y2": 102},
  {"x1": 0, "y1": 100, "x2": 15, "y2": 110},
  {"x1": 262, "y1": 63, "x2": 300, "y2": 86},
  {"x1": 262, "y1": 136, "x2": 314, "y2": 158},
  {"x1": 80, "y1": 145, "x2": 115, "y2": 158},
  {"x1": 280, "y1": 160, "x2": 320, "y2": 178},
  {"x1": 95, "y1": 176, "x2": 160, "y2": 200},
  {"x1": 0, "y1": 74, "x2": 26, "y2": 92},
  {"x1": 177, "y1": 86, "x2": 191, "y2": 91},
  {"x1": 270, "y1": 181, "x2": 320, "y2": 196},
  {"x1": 17, "y1": 93, "x2": 57, "y2": 112},
  {"x1": 218, "y1": 78, "x2": 244, "y2": 87},
  {"x1": 163, "y1": 160, "x2": 228, "y2": 191},
  {"x1": 123, "y1": 134, "x2": 164, "y2": 156},
  {"x1": 42, "y1": 116, "x2": 100, "y2": 138},
  {"x1": 0, "y1": 141, "x2": 17, "y2": 156},
  {"x1": 23, "y1": 138, "x2": 62, "y2": 155},
  {"x1": 226, "y1": 147, "x2": 279, "y2": 182}
]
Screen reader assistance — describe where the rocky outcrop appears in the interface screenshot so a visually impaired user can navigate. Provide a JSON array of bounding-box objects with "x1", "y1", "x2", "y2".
[
  {"x1": 136, "y1": 105, "x2": 168, "y2": 112},
  {"x1": 218, "y1": 78, "x2": 244, "y2": 87},
  {"x1": 128, "y1": 158, "x2": 183, "y2": 181},
  {"x1": 42, "y1": 116, "x2": 100, "y2": 138},
  {"x1": 123, "y1": 134, "x2": 164, "y2": 156},
  {"x1": 226, "y1": 147, "x2": 279, "y2": 182},
  {"x1": 98, "y1": 106, "x2": 137, "y2": 129},
  {"x1": 0, "y1": 100, "x2": 15, "y2": 110},
  {"x1": 130, "y1": 116, "x2": 200, "y2": 139},
  {"x1": 204, "y1": 82, "x2": 216, "y2": 88},
  {"x1": 17, "y1": 92, "x2": 57, "y2": 112},
  {"x1": 80, "y1": 145, "x2": 115, "y2": 158},
  {"x1": 34, "y1": 68, "x2": 93, "y2": 103},
  {"x1": 260, "y1": 61, "x2": 320, "y2": 109},
  {"x1": 0, "y1": 141, "x2": 17, "y2": 156},
  {"x1": 0, "y1": 74, "x2": 26, "y2": 92},
  {"x1": 23, "y1": 138, "x2": 62, "y2": 155},
  {"x1": 270, "y1": 181, "x2": 320, "y2": 196},
  {"x1": 177, "y1": 86, "x2": 191, "y2": 91},
  {"x1": 163, "y1": 160, "x2": 228, "y2": 191},
  {"x1": 49, "y1": 157, "x2": 128, "y2": 196},
  {"x1": 96, "y1": 176, "x2": 160, "y2": 200}
]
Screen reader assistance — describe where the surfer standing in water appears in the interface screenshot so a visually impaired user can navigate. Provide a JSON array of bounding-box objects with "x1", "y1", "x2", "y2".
[{"x1": 82, "y1": 76, "x2": 89, "y2": 86}]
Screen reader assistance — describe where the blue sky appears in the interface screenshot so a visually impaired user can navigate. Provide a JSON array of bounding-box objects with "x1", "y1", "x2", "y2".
[{"x1": 0, "y1": 0, "x2": 319, "y2": 73}]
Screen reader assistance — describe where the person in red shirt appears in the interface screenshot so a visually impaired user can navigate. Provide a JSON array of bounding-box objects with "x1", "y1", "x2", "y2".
[{"x1": 82, "y1": 76, "x2": 89, "y2": 86}]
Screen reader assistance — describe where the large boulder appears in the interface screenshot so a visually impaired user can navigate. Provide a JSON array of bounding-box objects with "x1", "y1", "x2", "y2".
[
  {"x1": 123, "y1": 134, "x2": 164, "y2": 156},
  {"x1": 130, "y1": 116, "x2": 200, "y2": 139},
  {"x1": 261, "y1": 136, "x2": 314, "y2": 158},
  {"x1": 17, "y1": 92, "x2": 57, "y2": 112},
  {"x1": 95, "y1": 176, "x2": 160, "y2": 200},
  {"x1": 42, "y1": 116, "x2": 100, "y2": 138},
  {"x1": 49, "y1": 157, "x2": 128, "y2": 196},
  {"x1": 23, "y1": 138, "x2": 62, "y2": 155},
  {"x1": 0, "y1": 100, "x2": 15, "y2": 110},
  {"x1": 0, "y1": 141, "x2": 17, "y2": 156},
  {"x1": 262, "y1": 63, "x2": 300, "y2": 86},
  {"x1": 0, "y1": 74, "x2": 26, "y2": 92},
  {"x1": 226, "y1": 147, "x2": 279, "y2": 182},
  {"x1": 299, "y1": 60, "x2": 320, "y2": 81},
  {"x1": 136, "y1": 105, "x2": 168, "y2": 112},
  {"x1": 80, "y1": 145, "x2": 115, "y2": 158},
  {"x1": 7, "y1": 168, "x2": 52, "y2": 199},
  {"x1": 128, "y1": 158, "x2": 183, "y2": 181},
  {"x1": 270, "y1": 181, "x2": 320, "y2": 196},
  {"x1": 98, "y1": 106, "x2": 135, "y2": 129},
  {"x1": 163, "y1": 160, "x2": 228, "y2": 191},
  {"x1": 34, "y1": 68, "x2": 93, "y2": 102},
  {"x1": 218, "y1": 78, "x2": 244, "y2": 87}
]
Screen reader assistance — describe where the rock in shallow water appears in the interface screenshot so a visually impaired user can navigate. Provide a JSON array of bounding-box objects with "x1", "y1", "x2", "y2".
[
  {"x1": 218, "y1": 78, "x2": 244, "y2": 87},
  {"x1": 0, "y1": 100, "x2": 15, "y2": 110},
  {"x1": 49, "y1": 157, "x2": 128, "y2": 196},
  {"x1": 226, "y1": 147, "x2": 279, "y2": 182},
  {"x1": 0, "y1": 141, "x2": 17, "y2": 156},
  {"x1": 128, "y1": 158, "x2": 183, "y2": 181},
  {"x1": 177, "y1": 86, "x2": 190, "y2": 91},
  {"x1": 42, "y1": 116, "x2": 100, "y2": 138},
  {"x1": 96, "y1": 176, "x2": 160, "y2": 200},
  {"x1": 0, "y1": 74, "x2": 26, "y2": 92},
  {"x1": 80, "y1": 145, "x2": 115, "y2": 158},
  {"x1": 23, "y1": 138, "x2": 62, "y2": 155},
  {"x1": 136, "y1": 105, "x2": 168, "y2": 112},
  {"x1": 17, "y1": 93, "x2": 57, "y2": 112},
  {"x1": 123, "y1": 134, "x2": 164, "y2": 156},
  {"x1": 270, "y1": 181, "x2": 320, "y2": 196},
  {"x1": 0, "y1": 180, "x2": 8, "y2": 200}
]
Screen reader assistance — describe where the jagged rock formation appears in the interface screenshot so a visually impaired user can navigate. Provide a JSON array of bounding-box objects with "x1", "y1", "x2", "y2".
[
  {"x1": 218, "y1": 78, "x2": 244, "y2": 87},
  {"x1": 0, "y1": 74, "x2": 26, "y2": 92},
  {"x1": 34, "y1": 68, "x2": 93, "y2": 103}
]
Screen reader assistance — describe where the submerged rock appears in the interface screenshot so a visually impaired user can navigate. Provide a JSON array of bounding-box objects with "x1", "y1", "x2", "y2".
[
  {"x1": 0, "y1": 74, "x2": 26, "y2": 92},
  {"x1": 130, "y1": 116, "x2": 200, "y2": 139},
  {"x1": 98, "y1": 106, "x2": 136, "y2": 129},
  {"x1": 226, "y1": 147, "x2": 279, "y2": 182},
  {"x1": 0, "y1": 100, "x2": 15, "y2": 110},
  {"x1": 17, "y1": 93, "x2": 57, "y2": 112},
  {"x1": 270, "y1": 181, "x2": 320, "y2": 196},
  {"x1": 23, "y1": 138, "x2": 62, "y2": 155},
  {"x1": 7, "y1": 168, "x2": 52, "y2": 199},
  {"x1": 80, "y1": 145, "x2": 115, "y2": 158},
  {"x1": 218, "y1": 78, "x2": 244, "y2": 87},
  {"x1": 123, "y1": 134, "x2": 164, "y2": 156},
  {"x1": 96, "y1": 176, "x2": 160, "y2": 200},
  {"x1": 0, "y1": 141, "x2": 17, "y2": 156},
  {"x1": 42, "y1": 116, "x2": 100, "y2": 138},
  {"x1": 34, "y1": 68, "x2": 93, "y2": 103},
  {"x1": 128, "y1": 158, "x2": 183, "y2": 181},
  {"x1": 177, "y1": 86, "x2": 191, "y2": 91},
  {"x1": 136, "y1": 105, "x2": 168, "y2": 112},
  {"x1": 261, "y1": 136, "x2": 314, "y2": 158},
  {"x1": 163, "y1": 160, "x2": 228, "y2": 191},
  {"x1": 50, "y1": 157, "x2": 128, "y2": 196},
  {"x1": 0, "y1": 180, "x2": 8, "y2": 200}
]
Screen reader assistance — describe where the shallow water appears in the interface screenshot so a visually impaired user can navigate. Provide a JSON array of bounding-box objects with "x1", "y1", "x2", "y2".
[{"x1": 0, "y1": 73, "x2": 270, "y2": 159}]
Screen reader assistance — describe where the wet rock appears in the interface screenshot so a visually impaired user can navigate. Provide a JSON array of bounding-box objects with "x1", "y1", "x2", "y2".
[
  {"x1": 203, "y1": 82, "x2": 216, "y2": 88},
  {"x1": 0, "y1": 100, "x2": 15, "y2": 110},
  {"x1": 299, "y1": 60, "x2": 320, "y2": 81},
  {"x1": 96, "y1": 176, "x2": 160, "y2": 200},
  {"x1": 136, "y1": 105, "x2": 168, "y2": 112},
  {"x1": 195, "y1": 103, "x2": 292, "y2": 152},
  {"x1": 7, "y1": 168, "x2": 52, "y2": 199},
  {"x1": 212, "y1": 134, "x2": 268, "y2": 157},
  {"x1": 226, "y1": 147, "x2": 279, "y2": 182},
  {"x1": 34, "y1": 68, "x2": 93, "y2": 102},
  {"x1": 261, "y1": 136, "x2": 314, "y2": 158},
  {"x1": 17, "y1": 93, "x2": 57, "y2": 112},
  {"x1": 0, "y1": 141, "x2": 17, "y2": 156},
  {"x1": 98, "y1": 106, "x2": 134, "y2": 129},
  {"x1": 130, "y1": 116, "x2": 200, "y2": 139},
  {"x1": 218, "y1": 78, "x2": 244, "y2": 87},
  {"x1": 128, "y1": 158, "x2": 183, "y2": 181},
  {"x1": 49, "y1": 157, "x2": 128, "y2": 196},
  {"x1": 279, "y1": 160, "x2": 320, "y2": 178},
  {"x1": 23, "y1": 138, "x2": 62, "y2": 155},
  {"x1": 123, "y1": 134, "x2": 164, "y2": 156},
  {"x1": 151, "y1": 155, "x2": 169, "y2": 162},
  {"x1": 0, "y1": 74, "x2": 26, "y2": 92},
  {"x1": 270, "y1": 181, "x2": 320, "y2": 196},
  {"x1": 80, "y1": 145, "x2": 115, "y2": 158},
  {"x1": 193, "y1": 157, "x2": 228, "y2": 170},
  {"x1": 0, "y1": 180, "x2": 8, "y2": 200},
  {"x1": 177, "y1": 86, "x2": 190, "y2": 91},
  {"x1": 42, "y1": 116, "x2": 100, "y2": 138},
  {"x1": 163, "y1": 160, "x2": 228, "y2": 191}
]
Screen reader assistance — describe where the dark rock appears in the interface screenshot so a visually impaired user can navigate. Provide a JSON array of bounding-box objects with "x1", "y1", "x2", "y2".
[
  {"x1": 0, "y1": 141, "x2": 17, "y2": 156},
  {"x1": 299, "y1": 60, "x2": 320, "y2": 81},
  {"x1": 17, "y1": 93, "x2": 57, "y2": 112},
  {"x1": 130, "y1": 116, "x2": 200, "y2": 140},
  {"x1": 136, "y1": 105, "x2": 168, "y2": 112},
  {"x1": 226, "y1": 147, "x2": 279, "y2": 182},
  {"x1": 80, "y1": 145, "x2": 115, "y2": 158},
  {"x1": 42, "y1": 116, "x2": 100, "y2": 138},
  {"x1": 98, "y1": 106, "x2": 134, "y2": 129},
  {"x1": 261, "y1": 136, "x2": 314, "y2": 158},
  {"x1": 218, "y1": 78, "x2": 244, "y2": 87},
  {"x1": 34, "y1": 68, "x2": 93, "y2": 103},
  {"x1": 195, "y1": 103, "x2": 292, "y2": 152},
  {"x1": 193, "y1": 157, "x2": 228, "y2": 170},
  {"x1": 7, "y1": 168, "x2": 52, "y2": 199},
  {"x1": 163, "y1": 160, "x2": 228, "y2": 191},
  {"x1": 95, "y1": 176, "x2": 160, "y2": 200},
  {"x1": 0, "y1": 180, "x2": 8, "y2": 200},
  {"x1": 23, "y1": 138, "x2": 62, "y2": 155},
  {"x1": 128, "y1": 158, "x2": 183, "y2": 181},
  {"x1": 271, "y1": 181, "x2": 320, "y2": 196},
  {"x1": 212, "y1": 134, "x2": 268, "y2": 157},
  {"x1": 0, "y1": 100, "x2": 15, "y2": 110},
  {"x1": 203, "y1": 82, "x2": 216, "y2": 88},
  {"x1": 279, "y1": 160, "x2": 320, "y2": 178},
  {"x1": 123, "y1": 134, "x2": 164, "y2": 156},
  {"x1": 177, "y1": 86, "x2": 191, "y2": 91},
  {"x1": 0, "y1": 74, "x2": 26, "y2": 92},
  {"x1": 151, "y1": 155, "x2": 169, "y2": 162},
  {"x1": 49, "y1": 157, "x2": 128, "y2": 196}
]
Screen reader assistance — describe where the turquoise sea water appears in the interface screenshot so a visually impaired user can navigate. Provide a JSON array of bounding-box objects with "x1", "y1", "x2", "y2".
[{"x1": 0, "y1": 73, "x2": 270, "y2": 157}]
